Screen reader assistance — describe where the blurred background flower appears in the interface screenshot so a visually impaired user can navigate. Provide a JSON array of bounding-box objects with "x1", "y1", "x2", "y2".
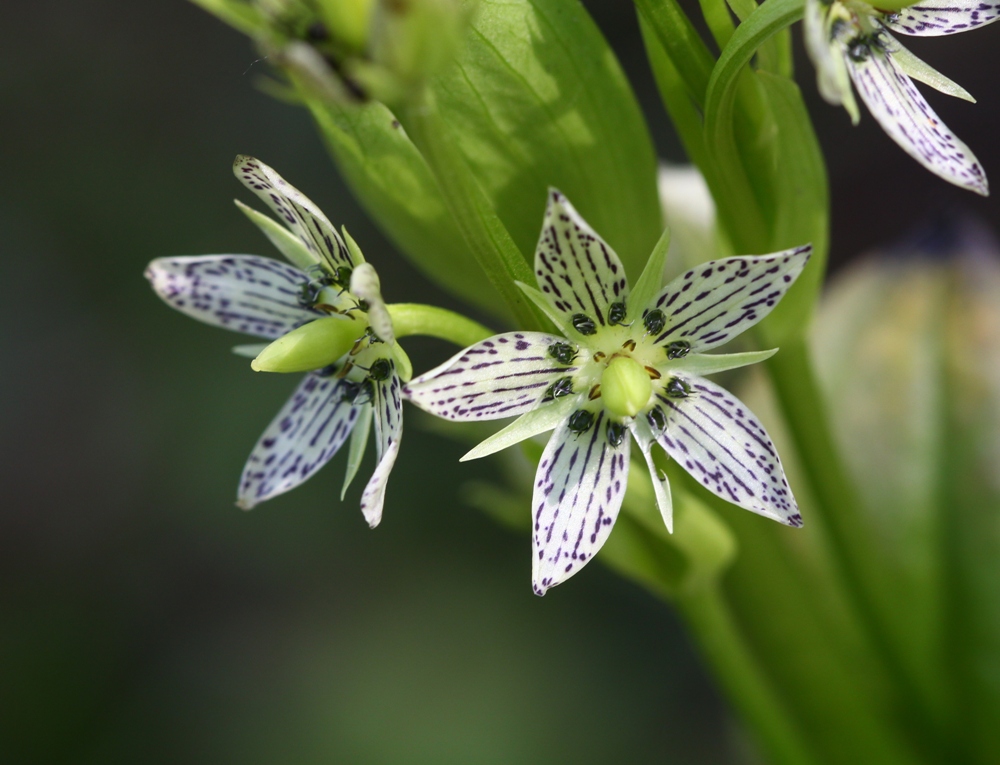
[{"x1": 3, "y1": 1, "x2": 1000, "y2": 763}]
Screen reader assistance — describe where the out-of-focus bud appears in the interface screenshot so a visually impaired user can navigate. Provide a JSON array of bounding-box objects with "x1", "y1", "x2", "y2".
[
  {"x1": 251, "y1": 315, "x2": 363, "y2": 373},
  {"x1": 657, "y1": 164, "x2": 720, "y2": 273}
]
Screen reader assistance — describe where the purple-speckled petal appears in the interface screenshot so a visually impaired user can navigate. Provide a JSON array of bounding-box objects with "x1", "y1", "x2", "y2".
[
  {"x1": 533, "y1": 189, "x2": 629, "y2": 333},
  {"x1": 653, "y1": 376, "x2": 801, "y2": 527},
  {"x1": 532, "y1": 410, "x2": 630, "y2": 595},
  {"x1": 360, "y1": 363, "x2": 403, "y2": 527},
  {"x1": 882, "y1": 1, "x2": 1000, "y2": 36},
  {"x1": 846, "y1": 37, "x2": 988, "y2": 195},
  {"x1": 234, "y1": 155, "x2": 355, "y2": 269},
  {"x1": 238, "y1": 373, "x2": 361, "y2": 509},
  {"x1": 145, "y1": 255, "x2": 321, "y2": 339},
  {"x1": 404, "y1": 332, "x2": 577, "y2": 422},
  {"x1": 648, "y1": 247, "x2": 811, "y2": 352}
]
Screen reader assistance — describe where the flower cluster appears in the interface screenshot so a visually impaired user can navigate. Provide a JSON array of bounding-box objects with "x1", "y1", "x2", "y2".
[
  {"x1": 146, "y1": 157, "x2": 403, "y2": 526},
  {"x1": 805, "y1": 0, "x2": 999, "y2": 194},
  {"x1": 147, "y1": 161, "x2": 808, "y2": 594}
]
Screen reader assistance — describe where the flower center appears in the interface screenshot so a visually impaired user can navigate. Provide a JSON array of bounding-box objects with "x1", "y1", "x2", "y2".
[{"x1": 601, "y1": 356, "x2": 652, "y2": 418}]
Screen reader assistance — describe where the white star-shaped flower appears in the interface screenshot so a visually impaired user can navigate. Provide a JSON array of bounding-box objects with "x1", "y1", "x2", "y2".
[
  {"x1": 804, "y1": 0, "x2": 998, "y2": 195},
  {"x1": 146, "y1": 156, "x2": 404, "y2": 525},
  {"x1": 405, "y1": 191, "x2": 809, "y2": 594}
]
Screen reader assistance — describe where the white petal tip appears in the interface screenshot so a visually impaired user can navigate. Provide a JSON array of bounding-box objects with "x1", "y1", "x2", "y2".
[
  {"x1": 785, "y1": 512, "x2": 804, "y2": 529},
  {"x1": 236, "y1": 498, "x2": 255, "y2": 511}
]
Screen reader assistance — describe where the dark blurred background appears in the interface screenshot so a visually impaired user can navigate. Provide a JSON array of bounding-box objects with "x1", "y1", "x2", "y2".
[{"x1": 2, "y1": 2, "x2": 998, "y2": 763}]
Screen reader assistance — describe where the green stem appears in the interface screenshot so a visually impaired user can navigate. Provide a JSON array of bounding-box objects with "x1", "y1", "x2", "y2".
[
  {"x1": 676, "y1": 585, "x2": 820, "y2": 765},
  {"x1": 399, "y1": 89, "x2": 543, "y2": 330},
  {"x1": 765, "y1": 337, "x2": 946, "y2": 749},
  {"x1": 387, "y1": 303, "x2": 493, "y2": 347}
]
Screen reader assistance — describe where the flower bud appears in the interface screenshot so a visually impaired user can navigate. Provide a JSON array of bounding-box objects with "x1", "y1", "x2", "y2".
[
  {"x1": 602, "y1": 356, "x2": 652, "y2": 418},
  {"x1": 251, "y1": 316, "x2": 363, "y2": 373}
]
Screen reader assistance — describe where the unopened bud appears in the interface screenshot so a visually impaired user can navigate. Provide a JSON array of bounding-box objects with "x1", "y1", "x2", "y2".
[{"x1": 252, "y1": 315, "x2": 364, "y2": 373}]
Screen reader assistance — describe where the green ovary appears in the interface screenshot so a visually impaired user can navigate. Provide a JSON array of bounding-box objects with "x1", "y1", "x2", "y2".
[{"x1": 601, "y1": 356, "x2": 652, "y2": 418}]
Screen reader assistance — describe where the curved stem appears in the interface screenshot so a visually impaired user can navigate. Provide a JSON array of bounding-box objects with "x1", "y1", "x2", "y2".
[{"x1": 387, "y1": 303, "x2": 493, "y2": 347}]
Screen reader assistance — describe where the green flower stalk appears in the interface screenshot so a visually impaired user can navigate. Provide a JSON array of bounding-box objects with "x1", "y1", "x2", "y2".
[
  {"x1": 146, "y1": 156, "x2": 407, "y2": 523},
  {"x1": 804, "y1": 0, "x2": 999, "y2": 194},
  {"x1": 405, "y1": 191, "x2": 810, "y2": 594}
]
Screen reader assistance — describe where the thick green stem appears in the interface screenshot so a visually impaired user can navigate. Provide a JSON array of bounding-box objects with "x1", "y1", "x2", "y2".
[
  {"x1": 765, "y1": 337, "x2": 947, "y2": 750},
  {"x1": 399, "y1": 90, "x2": 543, "y2": 330},
  {"x1": 387, "y1": 303, "x2": 493, "y2": 347},
  {"x1": 676, "y1": 585, "x2": 820, "y2": 765}
]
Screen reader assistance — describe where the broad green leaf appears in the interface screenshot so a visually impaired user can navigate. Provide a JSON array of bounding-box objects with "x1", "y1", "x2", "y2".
[
  {"x1": 304, "y1": 97, "x2": 508, "y2": 318},
  {"x1": 431, "y1": 0, "x2": 662, "y2": 284},
  {"x1": 754, "y1": 71, "x2": 828, "y2": 345}
]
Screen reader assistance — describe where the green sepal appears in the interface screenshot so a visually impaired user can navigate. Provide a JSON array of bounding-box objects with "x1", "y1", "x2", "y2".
[
  {"x1": 676, "y1": 349, "x2": 778, "y2": 376},
  {"x1": 461, "y1": 397, "x2": 577, "y2": 462},
  {"x1": 388, "y1": 341, "x2": 413, "y2": 383},
  {"x1": 891, "y1": 44, "x2": 975, "y2": 103},
  {"x1": 341, "y1": 226, "x2": 367, "y2": 264},
  {"x1": 235, "y1": 199, "x2": 318, "y2": 271},
  {"x1": 515, "y1": 281, "x2": 572, "y2": 336},
  {"x1": 231, "y1": 342, "x2": 269, "y2": 359},
  {"x1": 628, "y1": 226, "x2": 671, "y2": 319},
  {"x1": 341, "y1": 402, "x2": 373, "y2": 500}
]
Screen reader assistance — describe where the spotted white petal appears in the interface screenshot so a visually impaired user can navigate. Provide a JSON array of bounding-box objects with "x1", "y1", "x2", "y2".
[
  {"x1": 882, "y1": 0, "x2": 1000, "y2": 36},
  {"x1": 649, "y1": 247, "x2": 811, "y2": 352},
  {"x1": 532, "y1": 410, "x2": 631, "y2": 595},
  {"x1": 350, "y1": 263, "x2": 395, "y2": 344},
  {"x1": 846, "y1": 37, "x2": 988, "y2": 195},
  {"x1": 361, "y1": 365, "x2": 403, "y2": 528},
  {"x1": 461, "y1": 395, "x2": 580, "y2": 462},
  {"x1": 145, "y1": 255, "x2": 321, "y2": 339},
  {"x1": 630, "y1": 419, "x2": 674, "y2": 533},
  {"x1": 890, "y1": 43, "x2": 974, "y2": 102},
  {"x1": 404, "y1": 332, "x2": 579, "y2": 422},
  {"x1": 652, "y1": 376, "x2": 801, "y2": 527},
  {"x1": 233, "y1": 155, "x2": 355, "y2": 270},
  {"x1": 533, "y1": 189, "x2": 629, "y2": 333},
  {"x1": 237, "y1": 373, "x2": 361, "y2": 509},
  {"x1": 235, "y1": 199, "x2": 318, "y2": 271},
  {"x1": 804, "y1": 0, "x2": 861, "y2": 122}
]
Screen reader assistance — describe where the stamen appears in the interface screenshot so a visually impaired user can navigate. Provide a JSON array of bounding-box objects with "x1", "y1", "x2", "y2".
[
  {"x1": 606, "y1": 421, "x2": 627, "y2": 448},
  {"x1": 567, "y1": 409, "x2": 595, "y2": 434},
  {"x1": 588, "y1": 384, "x2": 602, "y2": 400},
  {"x1": 645, "y1": 366, "x2": 661, "y2": 380},
  {"x1": 571, "y1": 313, "x2": 597, "y2": 335},
  {"x1": 621, "y1": 339, "x2": 637, "y2": 352}
]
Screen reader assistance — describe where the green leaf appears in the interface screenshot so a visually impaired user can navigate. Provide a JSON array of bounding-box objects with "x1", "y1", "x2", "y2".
[
  {"x1": 303, "y1": 97, "x2": 508, "y2": 318},
  {"x1": 753, "y1": 71, "x2": 828, "y2": 345},
  {"x1": 432, "y1": 0, "x2": 662, "y2": 284}
]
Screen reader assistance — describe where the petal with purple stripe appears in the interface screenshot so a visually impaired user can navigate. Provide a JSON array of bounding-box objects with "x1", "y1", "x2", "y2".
[
  {"x1": 404, "y1": 332, "x2": 578, "y2": 422},
  {"x1": 361, "y1": 365, "x2": 403, "y2": 528},
  {"x1": 882, "y1": 1, "x2": 1000, "y2": 36},
  {"x1": 533, "y1": 189, "x2": 629, "y2": 332},
  {"x1": 145, "y1": 255, "x2": 321, "y2": 339},
  {"x1": 532, "y1": 411, "x2": 631, "y2": 595},
  {"x1": 649, "y1": 247, "x2": 811, "y2": 352},
  {"x1": 653, "y1": 376, "x2": 801, "y2": 526},
  {"x1": 237, "y1": 373, "x2": 361, "y2": 509},
  {"x1": 233, "y1": 155, "x2": 355, "y2": 269},
  {"x1": 846, "y1": 37, "x2": 988, "y2": 195}
]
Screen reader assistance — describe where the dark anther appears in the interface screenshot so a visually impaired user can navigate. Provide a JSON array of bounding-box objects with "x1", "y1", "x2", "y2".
[
  {"x1": 643, "y1": 309, "x2": 666, "y2": 335},
  {"x1": 548, "y1": 342, "x2": 578, "y2": 365},
  {"x1": 665, "y1": 377, "x2": 692, "y2": 399},
  {"x1": 647, "y1": 407, "x2": 667, "y2": 433},
  {"x1": 567, "y1": 409, "x2": 595, "y2": 434},
  {"x1": 364, "y1": 326, "x2": 385, "y2": 344},
  {"x1": 367, "y1": 358, "x2": 392, "y2": 382},
  {"x1": 607, "y1": 300, "x2": 628, "y2": 326},
  {"x1": 298, "y1": 274, "x2": 337, "y2": 308},
  {"x1": 847, "y1": 37, "x2": 871, "y2": 62},
  {"x1": 571, "y1": 313, "x2": 597, "y2": 335},
  {"x1": 606, "y1": 421, "x2": 627, "y2": 448},
  {"x1": 333, "y1": 265, "x2": 354, "y2": 287},
  {"x1": 665, "y1": 340, "x2": 691, "y2": 360},
  {"x1": 357, "y1": 299, "x2": 370, "y2": 312},
  {"x1": 340, "y1": 380, "x2": 373, "y2": 406},
  {"x1": 542, "y1": 377, "x2": 574, "y2": 402}
]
